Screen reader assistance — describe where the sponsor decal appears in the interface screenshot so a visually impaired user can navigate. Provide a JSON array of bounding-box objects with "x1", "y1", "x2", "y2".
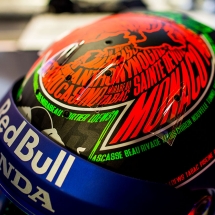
[{"x1": 0, "y1": 99, "x2": 76, "y2": 212}]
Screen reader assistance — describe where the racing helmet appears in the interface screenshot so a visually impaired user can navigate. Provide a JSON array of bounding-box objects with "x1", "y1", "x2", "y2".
[{"x1": 0, "y1": 11, "x2": 215, "y2": 215}]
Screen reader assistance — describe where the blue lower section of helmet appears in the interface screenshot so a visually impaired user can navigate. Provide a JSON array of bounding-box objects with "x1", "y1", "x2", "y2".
[{"x1": 0, "y1": 82, "x2": 193, "y2": 215}]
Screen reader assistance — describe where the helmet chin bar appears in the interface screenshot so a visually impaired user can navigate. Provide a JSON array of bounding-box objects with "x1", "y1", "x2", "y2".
[{"x1": 0, "y1": 80, "x2": 194, "y2": 215}]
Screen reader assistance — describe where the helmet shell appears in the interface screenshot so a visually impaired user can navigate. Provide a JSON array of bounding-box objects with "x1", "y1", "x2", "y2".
[{"x1": 16, "y1": 11, "x2": 215, "y2": 189}]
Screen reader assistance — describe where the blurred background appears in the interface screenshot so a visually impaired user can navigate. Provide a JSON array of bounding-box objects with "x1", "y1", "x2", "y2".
[
  {"x1": 0, "y1": 0, "x2": 215, "y2": 51},
  {"x1": 0, "y1": 0, "x2": 215, "y2": 99}
]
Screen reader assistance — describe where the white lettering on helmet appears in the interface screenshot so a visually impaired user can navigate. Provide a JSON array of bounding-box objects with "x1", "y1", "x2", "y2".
[
  {"x1": 0, "y1": 99, "x2": 75, "y2": 188},
  {"x1": 0, "y1": 152, "x2": 55, "y2": 212}
]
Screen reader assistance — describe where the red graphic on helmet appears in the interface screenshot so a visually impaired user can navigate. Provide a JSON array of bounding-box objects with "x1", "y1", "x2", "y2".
[
  {"x1": 39, "y1": 13, "x2": 213, "y2": 147},
  {"x1": 41, "y1": 14, "x2": 188, "y2": 106}
]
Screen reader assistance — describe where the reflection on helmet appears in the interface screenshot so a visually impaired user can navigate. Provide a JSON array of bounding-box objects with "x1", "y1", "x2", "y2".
[{"x1": 188, "y1": 195, "x2": 212, "y2": 215}]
